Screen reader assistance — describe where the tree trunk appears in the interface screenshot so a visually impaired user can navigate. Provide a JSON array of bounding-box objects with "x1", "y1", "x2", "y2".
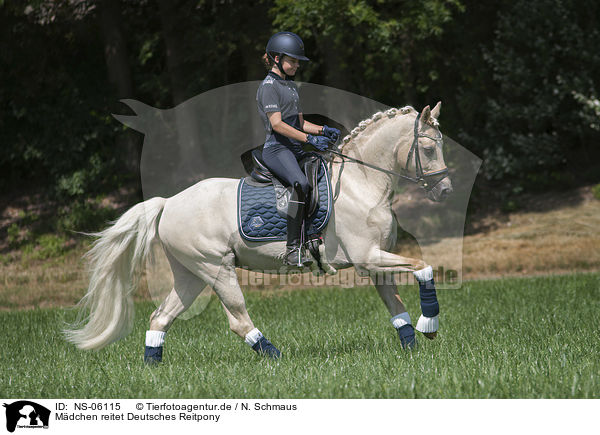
[
  {"x1": 157, "y1": 0, "x2": 189, "y2": 106},
  {"x1": 98, "y1": 0, "x2": 139, "y2": 173},
  {"x1": 157, "y1": 0, "x2": 207, "y2": 179}
]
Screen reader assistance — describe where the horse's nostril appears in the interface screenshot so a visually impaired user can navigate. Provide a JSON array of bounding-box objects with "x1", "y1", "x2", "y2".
[{"x1": 441, "y1": 187, "x2": 452, "y2": 197}]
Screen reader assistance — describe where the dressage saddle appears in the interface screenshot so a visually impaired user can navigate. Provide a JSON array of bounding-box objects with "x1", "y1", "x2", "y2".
[
  {"x1": 239, "y1": 145, "x2": 334, "y2": 273},
  {"x1": 241, "y1": 146, "x2": 323, "y2": 219}
]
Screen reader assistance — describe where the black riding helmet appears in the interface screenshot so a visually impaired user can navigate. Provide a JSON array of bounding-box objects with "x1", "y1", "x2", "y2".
[{"x1": 266, "y1": 31, "x2": 309, "y2": 79}]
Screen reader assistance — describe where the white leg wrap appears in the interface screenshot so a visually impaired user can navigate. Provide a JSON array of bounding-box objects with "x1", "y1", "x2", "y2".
[
  {"x1": 145, "y1": 330, "x2": 166, "y2": 347},
  {"x1": 415, "y1": 314, "x2": 439, "y2": 333},
  {"x1": 413, "y1": 265, "x2": 433, "y2": 283},
  {"x1": 244, "y1": 328, "x2": 263, "y2": 347},
  {"x1": 391, "y1": 312, "x2": 411, "y2": 329}
]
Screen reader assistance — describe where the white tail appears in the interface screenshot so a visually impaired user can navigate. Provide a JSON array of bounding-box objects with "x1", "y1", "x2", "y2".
[{"x1": 64, "y1": 197, "x2": 166, "y2": 350}]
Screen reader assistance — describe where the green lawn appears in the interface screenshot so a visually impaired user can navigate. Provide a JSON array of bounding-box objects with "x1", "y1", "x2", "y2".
[{"x1": 1, "y1": 273, "x2": 598, "y2": 398}]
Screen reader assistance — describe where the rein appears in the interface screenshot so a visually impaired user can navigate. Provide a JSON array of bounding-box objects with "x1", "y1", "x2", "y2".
[{"x1": 328, "y1": 113, "x2": 449, "y2": 191}]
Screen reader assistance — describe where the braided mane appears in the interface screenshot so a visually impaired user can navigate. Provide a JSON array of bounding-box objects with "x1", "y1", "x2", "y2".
[{"x1": 339, "y1": 105, "x2": 439, "y2": 151}]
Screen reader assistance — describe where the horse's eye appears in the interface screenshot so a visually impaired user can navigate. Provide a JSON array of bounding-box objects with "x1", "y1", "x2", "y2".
[{"x1": 423, "y1": 146, "x2": 435, "y2": 156}]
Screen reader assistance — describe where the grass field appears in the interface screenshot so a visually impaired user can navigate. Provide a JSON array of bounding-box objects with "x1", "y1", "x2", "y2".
[{"x1": 1, "y1": 272, "x2": 598, "y2": 399}]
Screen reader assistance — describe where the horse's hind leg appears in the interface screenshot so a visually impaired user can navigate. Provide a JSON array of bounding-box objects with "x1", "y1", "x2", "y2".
[
  {"x1": 210, "y1": 252, "x2": 281, "y2": 359},
  {"x1": 144, "y1": 250, "x2": 207, "y2": 364},
  {"x1": 163, "y1": 248, "x2": 282, "y2": 360}
]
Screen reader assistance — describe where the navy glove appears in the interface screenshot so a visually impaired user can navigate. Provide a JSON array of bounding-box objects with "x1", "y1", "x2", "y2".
[
  {"x1": 323, "y1": 125, "x2": 341, "y2": 142},
  {"x1": 306, "y1": 134, "x2": 331, "y2": 151}
]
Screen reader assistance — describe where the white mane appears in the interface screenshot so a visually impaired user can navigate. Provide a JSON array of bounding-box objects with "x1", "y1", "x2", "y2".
[{"x1": 340, "y1": 105, "x2": 439, "y2": 150}]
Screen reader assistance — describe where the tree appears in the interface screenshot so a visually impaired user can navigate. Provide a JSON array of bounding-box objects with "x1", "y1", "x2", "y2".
[
  {"x1": 269, "y1": 0, "x2": 464, "y2": 106},
  {"x1": 98, "y1": 0, "x2": 139, "y2": 172},
  {"x1": 474, "y1": 0, "x2": 600, "y2": 187}
]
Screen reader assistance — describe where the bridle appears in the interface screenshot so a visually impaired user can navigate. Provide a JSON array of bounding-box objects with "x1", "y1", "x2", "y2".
[{"x1": 327, "y1": 112, "x2": 449, "y2": 192}]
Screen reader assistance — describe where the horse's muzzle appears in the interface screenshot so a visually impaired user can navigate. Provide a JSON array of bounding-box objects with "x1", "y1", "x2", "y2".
[{"x1": 428, "y1": 177, "x2": 453, "y2": 202}]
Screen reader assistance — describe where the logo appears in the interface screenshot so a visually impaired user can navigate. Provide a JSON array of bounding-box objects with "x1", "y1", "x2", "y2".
[
  {"x1": 3, "y1": 401, "x2": 50, "y2": 432},
  {"x1": 249, "y1": 216, "x2": 264, "y2": 229}
]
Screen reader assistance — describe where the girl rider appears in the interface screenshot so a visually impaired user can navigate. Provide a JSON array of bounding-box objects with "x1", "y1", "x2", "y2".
[{"x1": 256, "y1": 31, "x2": 340, "y2": 267}]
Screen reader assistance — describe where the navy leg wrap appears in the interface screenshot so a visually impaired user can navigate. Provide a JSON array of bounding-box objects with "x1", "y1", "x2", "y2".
[
  {"x1": 396, "y1": 324, "x2": 416, "y2": 350},
  {"x1": 144, "y1": 346, "x2": 163, "y2": 364},
  {"x1": 419, "y1": 279, "x2": 439, "y2": 318},
  {"x1": 252, "y1": 336, "x2": 281, "y2": 359}
]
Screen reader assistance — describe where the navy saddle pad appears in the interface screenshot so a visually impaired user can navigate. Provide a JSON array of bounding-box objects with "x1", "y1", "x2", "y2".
[{"x1": 237, "y1": 159, "x2": 333, "y2": 242}]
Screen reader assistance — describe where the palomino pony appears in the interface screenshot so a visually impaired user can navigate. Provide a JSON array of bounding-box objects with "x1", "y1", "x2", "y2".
[{"x1": 65, "y1": 102, "x2": 452, "y2": 362}]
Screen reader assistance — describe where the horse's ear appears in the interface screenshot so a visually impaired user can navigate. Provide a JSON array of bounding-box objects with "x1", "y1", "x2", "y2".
[
  {"x1": 421, "y1": 105, "x2": 431, "y2": 123},
  {"x1": 431, "y1": 101, "x2": 441, "y2": 119}
]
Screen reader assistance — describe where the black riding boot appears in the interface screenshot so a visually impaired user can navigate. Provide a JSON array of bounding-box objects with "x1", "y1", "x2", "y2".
[{"x1": 285, "y1": 182, "x2": 313, "y2": 267}]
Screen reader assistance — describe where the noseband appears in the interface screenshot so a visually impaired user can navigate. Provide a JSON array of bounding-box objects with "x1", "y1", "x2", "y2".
[{"x1": 328, "y1": 112, "x2": 449, "y2": 192}]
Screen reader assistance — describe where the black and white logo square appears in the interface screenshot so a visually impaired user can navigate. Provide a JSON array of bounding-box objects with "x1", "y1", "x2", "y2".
[{"x1": 3, "y1": 401, "x2": 50, "y2": 432}]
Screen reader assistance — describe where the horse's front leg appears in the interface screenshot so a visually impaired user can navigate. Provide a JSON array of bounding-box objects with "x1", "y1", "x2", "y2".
[
  {"x1": 372, "y1": 275, "x2": 416, "y2": 350},
  {"x1": 411, "y1": 264, "x2": 440, "y2": 340},
  {"x1": 364, "y1": 248, "x2": 426, "y2": 272},
  {"x1": 363, "y1": 249, "x2": 440, "y2": 340}
]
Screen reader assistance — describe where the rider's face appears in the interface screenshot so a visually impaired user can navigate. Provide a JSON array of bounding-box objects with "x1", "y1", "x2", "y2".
[{"x1": 277, "y1": 55, "x2": 300, "y2": 76}]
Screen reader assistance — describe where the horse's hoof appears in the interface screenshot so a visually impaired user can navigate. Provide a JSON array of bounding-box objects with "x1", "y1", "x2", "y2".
[
  {"x1": 423, "y1": 331, "x2": 437, "y2": 340},
  {"x1": 252, "y1": 336, "x2": 282, "y2": 359},
  {"x1": 144, "y1": 345, "x2": 163, "y2": 365},
  {"x1": 396, "y1": 324, "x2": 417, "y2": 350}
]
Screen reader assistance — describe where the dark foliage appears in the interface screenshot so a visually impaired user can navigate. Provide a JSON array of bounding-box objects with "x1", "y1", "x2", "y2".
[{"x1": 1, "y1": 0, "x2": 599, "y2": 210}]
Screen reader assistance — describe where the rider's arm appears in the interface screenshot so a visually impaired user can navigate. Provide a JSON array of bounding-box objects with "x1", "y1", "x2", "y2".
[
  {"x1": 267, "y1": 112, "x2": 309, "y2": 142},
  {"x1": 298, "y1": 113, "x2": 323, "y2": 135}
]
